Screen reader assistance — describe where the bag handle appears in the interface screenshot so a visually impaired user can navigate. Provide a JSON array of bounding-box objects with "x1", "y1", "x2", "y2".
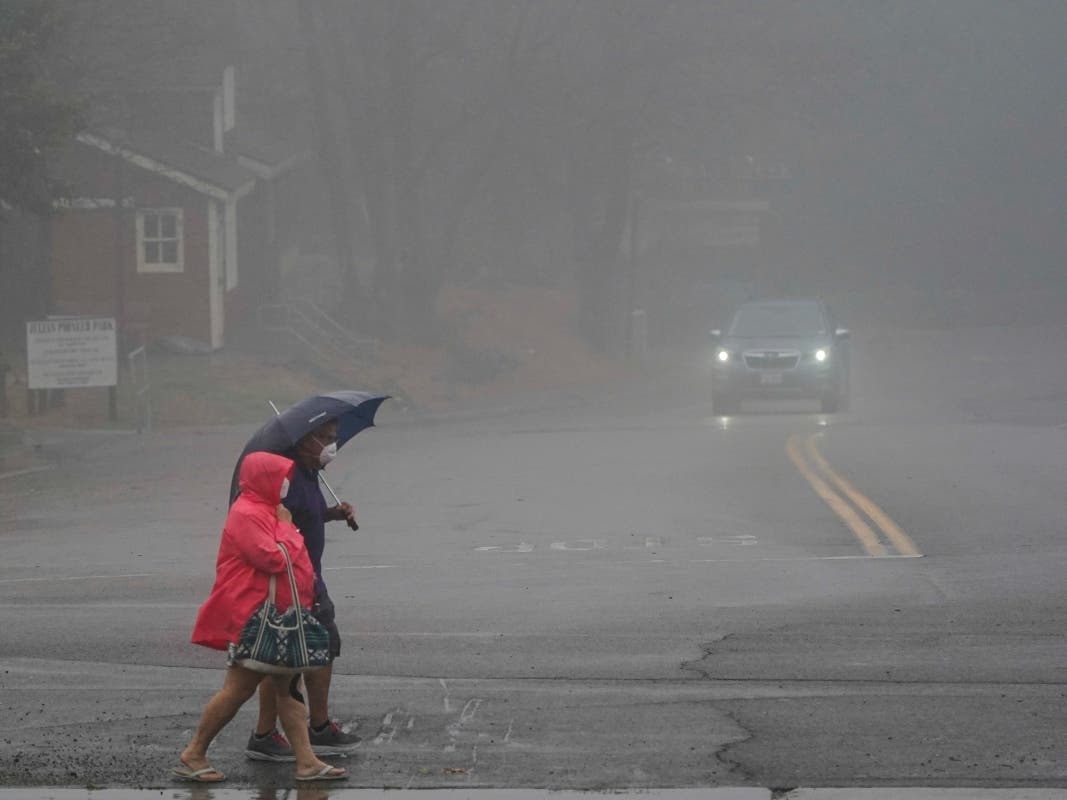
[
  {"x1": 276, "y1": 540, "x2": 311, "y2": 667},
  {"x1": 275, "y1": 541, "x2": 303, "y2": 612}
]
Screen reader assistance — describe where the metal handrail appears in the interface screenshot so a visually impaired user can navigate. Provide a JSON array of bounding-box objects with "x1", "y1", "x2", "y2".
[
  {"x1": 258, "y1": 301, "x2": 376, "y2": 367},
  {"x1": 292, "y1": 298, "x2": 376, "y2": 358},
  {"x1": 127, "y1": 344, "x2": 151, "y2": 432},
  {"x1": 259, "y1": 304, "x2": 325, "y2": 358}
]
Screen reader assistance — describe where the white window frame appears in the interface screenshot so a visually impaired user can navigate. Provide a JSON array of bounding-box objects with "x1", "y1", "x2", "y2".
[{"x1": 136, "y1": 208, "x2": 184, "y2": 273}]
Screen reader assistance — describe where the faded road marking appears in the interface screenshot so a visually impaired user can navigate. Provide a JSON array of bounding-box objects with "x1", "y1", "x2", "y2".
[
  {"x1": 373, "y1": 707, "x2": 405, "y2": 745},
  {"x1": 0, "y1": 572, "x2": 157, "y2": 584},
  {"x1": 445, "y1": 698, "x2": 483, "y2": 753},
  {"x1": 550, "y1": 539, "x2": 606, "y2": 551}
]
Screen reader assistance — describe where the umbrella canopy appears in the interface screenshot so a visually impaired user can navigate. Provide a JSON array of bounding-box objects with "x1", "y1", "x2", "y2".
[
  {"x1": 229, "y1": 390, "x2": 388, "y2": 504},
  {"x1": 262, "y1": 391, "x2": 387, "y2": 451}
]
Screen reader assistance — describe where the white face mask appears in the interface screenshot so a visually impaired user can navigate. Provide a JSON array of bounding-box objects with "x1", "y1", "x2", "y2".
[
  {"x1": 318, "y1": 441, "x2": 338, "y2": 467},
  {"x1": 279, "y1": 477, "x2": 290, "y2": 500}
]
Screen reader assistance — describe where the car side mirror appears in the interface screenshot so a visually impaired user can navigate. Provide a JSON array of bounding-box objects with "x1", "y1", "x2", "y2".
[
  {"x1": 834, "y1": 328, "x2": 850, "y2": 339},
  {"x1": 709, "y1": 329, "x2": 722, "y2": 340}
]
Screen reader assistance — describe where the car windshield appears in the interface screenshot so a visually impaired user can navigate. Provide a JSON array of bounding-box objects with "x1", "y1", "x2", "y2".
[{"x1": 729, "y1": 304, "x2": 826, "y2": 337}]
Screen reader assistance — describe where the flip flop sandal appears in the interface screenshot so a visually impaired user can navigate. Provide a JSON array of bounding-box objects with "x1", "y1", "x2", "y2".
[
  {"x1": 295, "y1": 764, "x2": 347, "y2": 782},
  {"x1": 171, "y1": 763, "x2": 226, "y2": 783}
]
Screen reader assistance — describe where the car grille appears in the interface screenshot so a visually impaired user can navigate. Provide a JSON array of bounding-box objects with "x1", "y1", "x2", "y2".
[{"x1": 743, "y1": 351, "x2": 800, "y2": 369}]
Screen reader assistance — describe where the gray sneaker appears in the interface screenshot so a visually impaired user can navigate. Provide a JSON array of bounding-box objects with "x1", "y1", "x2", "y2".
[
  {"x1": 308, "y1": 720, "x2": 361, "y2": 755},
  {"x1": 245, "y1": 728, "x2": 296, "y2": 762}
]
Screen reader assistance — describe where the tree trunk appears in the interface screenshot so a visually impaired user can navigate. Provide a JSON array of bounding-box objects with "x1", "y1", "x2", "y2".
[
  {"x1": 573, "y1": 1, "x2": 634, "y2": 354},
  {"x1": 298, "y1": 0, "x2": 364, "y2": 318},
  {"x1": 387, "y1": 0, "x2": 439, "y2": 343},
  {"x1": 325, "y1": 1, "x2": 397, "y2": 335}
]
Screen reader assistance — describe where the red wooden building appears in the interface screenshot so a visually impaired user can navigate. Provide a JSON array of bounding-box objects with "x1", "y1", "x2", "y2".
[{"x1": 47, "y1": 65, "x2": 312, "y2": 352}]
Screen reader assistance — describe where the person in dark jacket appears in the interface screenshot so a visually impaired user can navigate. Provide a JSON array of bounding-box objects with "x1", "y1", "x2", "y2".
[
  {"x1": 172, "y1": 451, "x2": 346, "y2": 784},
  {"x1": 241, "y1": 419, "x2": 362, "y2": 761}
]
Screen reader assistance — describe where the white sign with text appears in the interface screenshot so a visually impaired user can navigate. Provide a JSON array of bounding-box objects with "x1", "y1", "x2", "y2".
[{"x1": 26, "y1": 317, "x2": 118, "y2": 389}]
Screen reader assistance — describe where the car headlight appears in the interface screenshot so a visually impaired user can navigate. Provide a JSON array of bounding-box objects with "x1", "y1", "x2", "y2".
[
  {"x1": 814, "y1": 348, "x2": 829, "y2": 363},
  {"x1": 716, "y1": 349, "x2": 730, "y2": 363}
]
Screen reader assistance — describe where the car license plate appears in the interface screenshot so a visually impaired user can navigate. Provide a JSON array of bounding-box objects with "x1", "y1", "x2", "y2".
[{"x1": 760, "y1": 372, "x2": 783, "y2": 385}]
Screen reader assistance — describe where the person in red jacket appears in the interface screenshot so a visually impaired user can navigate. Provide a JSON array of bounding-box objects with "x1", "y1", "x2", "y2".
[{"x1": 172, "y1": 451, "x2": 346, "y2": 783}]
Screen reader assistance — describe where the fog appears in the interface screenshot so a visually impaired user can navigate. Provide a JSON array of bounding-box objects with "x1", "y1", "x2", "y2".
[
  {"x1": 6, "y1": 3, "x2": 1067, "y2": 789},
  {"x1": 3, "y1": 0, "x2": 1067, "y2": 405}
]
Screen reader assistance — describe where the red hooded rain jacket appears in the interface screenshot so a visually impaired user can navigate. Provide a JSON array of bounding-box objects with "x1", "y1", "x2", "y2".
[{"x1": 191, "y1": 451, "x2": 316, "y2": 651}]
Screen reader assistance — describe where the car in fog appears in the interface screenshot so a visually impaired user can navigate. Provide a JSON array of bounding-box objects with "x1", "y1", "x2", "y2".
[{"x1": 710, "y1": 299, "x2": 849, "y2": 414}]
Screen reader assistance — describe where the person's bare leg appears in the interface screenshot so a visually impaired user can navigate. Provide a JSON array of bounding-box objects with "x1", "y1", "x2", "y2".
[
  {"x1": 180, "y1": 666, "x2": 262, "y2": 773},
  {"x1": 254, "y1": 675, "x2": 278, "y2": 735},
  {"x1": 305, "y1": 663, "x2": 332, "y2": 729},
  {"x1": 270, "y1": 675, "x2": 344, "y2": 779}
]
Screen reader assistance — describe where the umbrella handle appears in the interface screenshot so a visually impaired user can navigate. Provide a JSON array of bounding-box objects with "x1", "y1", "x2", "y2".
[{"x1": 319, "y1": 472, "x2": 359, "y2": 530}]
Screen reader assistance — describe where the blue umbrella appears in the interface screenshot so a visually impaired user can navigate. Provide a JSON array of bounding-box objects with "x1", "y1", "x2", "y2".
[
  {"x1": 229, "y1": 390, "x2": 388, "y2": 506},
  {"x1": 267, "y1": 390, "x2": 388, "y2": 451}
]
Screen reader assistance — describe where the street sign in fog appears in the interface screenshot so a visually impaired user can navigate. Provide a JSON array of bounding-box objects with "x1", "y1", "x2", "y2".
[{"x1": 26, "y1": 317, "x2": 118, "y2": 389}]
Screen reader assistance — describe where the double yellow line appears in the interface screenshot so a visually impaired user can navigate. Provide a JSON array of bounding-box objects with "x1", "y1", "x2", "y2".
[{"x1": 786, "y1": 433, "x2": 921, "y2": 558}]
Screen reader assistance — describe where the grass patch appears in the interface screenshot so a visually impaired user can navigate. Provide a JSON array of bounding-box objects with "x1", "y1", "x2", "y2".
[{"x1": 1, "y1": 283, "x2": 635, "y2": 429}]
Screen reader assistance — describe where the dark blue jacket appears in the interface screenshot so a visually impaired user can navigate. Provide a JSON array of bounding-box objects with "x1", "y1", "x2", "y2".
[{"x1": 283, "y1": 462, "x2": 329, "y2": 596}]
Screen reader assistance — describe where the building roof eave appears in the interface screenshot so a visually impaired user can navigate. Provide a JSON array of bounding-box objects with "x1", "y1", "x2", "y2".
[
  {"x1": 77, "y1": 132, "x2": 255, "y2": 202},
  {"x1": 236, "y1": 149, "x2": 312, "y2": 180}
]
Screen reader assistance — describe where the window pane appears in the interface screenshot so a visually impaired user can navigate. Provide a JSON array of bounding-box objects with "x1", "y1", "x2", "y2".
[
  {"x1": 144, "y1": 214, "x2": 159, "y2": 237},
  {"x1": 161, "y1": 241, "x2": 177, "y2": 263},
  {"x1": 145, "y1": 242, "x2": 160, "y2": 263},
  {"x1": 161, "y1": 214, "x2": 176, "y2": 239}
]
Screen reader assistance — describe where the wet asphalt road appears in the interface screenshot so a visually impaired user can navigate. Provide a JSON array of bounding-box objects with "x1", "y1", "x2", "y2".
[{"x1": 1, "y1": 323, "x2": 1066, "y2": 791}]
